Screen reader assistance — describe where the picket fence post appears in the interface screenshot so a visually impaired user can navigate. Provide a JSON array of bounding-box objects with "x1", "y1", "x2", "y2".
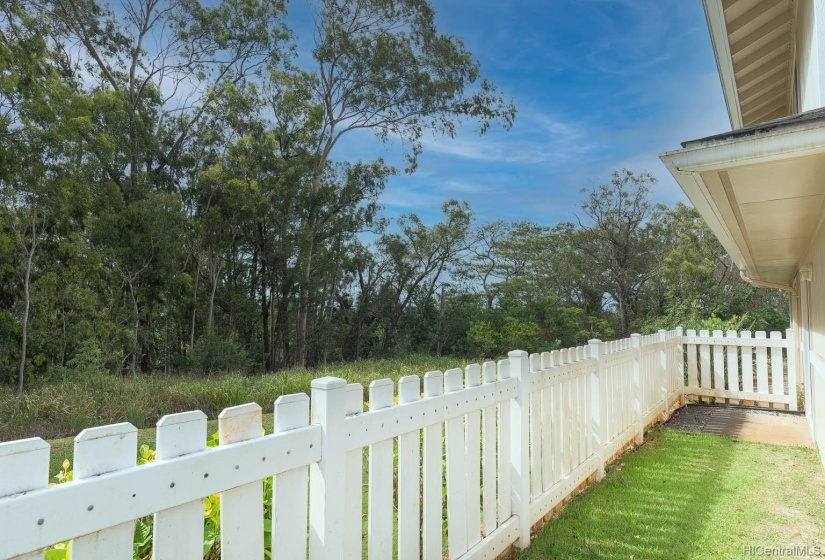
[
  {"x1": 631, "y1": 334, "x2": 644, "y2": 444},
  {"x1": 658, "y1": 330, "x2": 669, "y2": 420},
  {"x1": 309, "y1": 377, "x2": 348, "y2": 560},
  {"x1": 588, "y1": 339, "x2": 605, "y2": 481},
  {"x1": 507, "y1": 349, "x2": 531, "y2": 549}
]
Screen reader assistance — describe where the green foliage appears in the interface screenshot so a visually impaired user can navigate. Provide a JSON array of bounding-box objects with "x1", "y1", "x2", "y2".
[{"x1": 191, "y1": 335, "x2": 249, "y2": 375}]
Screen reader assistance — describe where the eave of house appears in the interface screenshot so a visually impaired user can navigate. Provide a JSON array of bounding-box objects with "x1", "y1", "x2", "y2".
[
  {"x1": 704, "y1": 0, "x2": 798, "y2": 130},
  {"x1": 660, "y1": 107, "x2": 825, "y2": 287}
]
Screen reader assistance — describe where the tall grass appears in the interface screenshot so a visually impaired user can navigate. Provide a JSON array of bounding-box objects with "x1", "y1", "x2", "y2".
[{"x1": 0, "y1": 355, "x2": 469, "y2": 441}]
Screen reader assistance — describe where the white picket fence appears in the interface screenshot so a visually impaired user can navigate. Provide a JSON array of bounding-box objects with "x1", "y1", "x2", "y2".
[
  {"x1": 683, "y1": 329, "x2": 798, "y2": 410},
  {"x1": 0, "y1": 328, "x2": 684, "y2": 560}
]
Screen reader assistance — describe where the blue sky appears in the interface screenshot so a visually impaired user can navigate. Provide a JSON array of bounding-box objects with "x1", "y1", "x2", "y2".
[{"x1": 290, "y1": 0, "x2": 732, "y2": 225}]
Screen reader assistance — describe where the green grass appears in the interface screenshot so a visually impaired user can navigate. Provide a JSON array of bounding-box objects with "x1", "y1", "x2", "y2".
[
  {"x1": 0, "y1": 355, "x2": 465, "y2": 443},
  {"x1": 520, "y1": 429, "x2": 825, "y2": 560}
]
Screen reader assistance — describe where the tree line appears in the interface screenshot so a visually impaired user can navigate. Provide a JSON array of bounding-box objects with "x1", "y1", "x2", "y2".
[{"x1": 1, "y1": 0, "x2": 787, "y2": 391}]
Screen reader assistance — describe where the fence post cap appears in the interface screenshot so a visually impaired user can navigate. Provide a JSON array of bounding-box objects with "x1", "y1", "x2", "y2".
[
  {"x1": 310, "y1": 376, "x2": 347, "y2": 391},
  {"x1": 507, "y1": 349, "x2": 528, "y2": 358}
]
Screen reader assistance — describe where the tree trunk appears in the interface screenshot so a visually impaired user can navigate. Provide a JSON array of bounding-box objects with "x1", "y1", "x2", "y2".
[
  {"x1": 260, "y1": 263, "x2": 270, "y2": 371},
  {"x1": 17, "y1": 239, "x2": 35, "y2": 396},
  {"x1": 436, "y1": 285, "x2": 446, "y2": 357},
  {"x1": 189, "y1": 265, "x2": 200, "y2": 350}
]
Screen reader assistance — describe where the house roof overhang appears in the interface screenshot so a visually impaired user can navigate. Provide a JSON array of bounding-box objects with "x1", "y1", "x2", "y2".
[
  {"x1": 704, "y1": 0, "x2": 798, "y2": 129},
  {"x1": 660, "y1": 107, "x2": 825, "y2": 287}
]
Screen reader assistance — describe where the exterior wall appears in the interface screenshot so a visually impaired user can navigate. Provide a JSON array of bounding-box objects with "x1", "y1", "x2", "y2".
[
  {"x1": 799, "y1": 221, "x2": 825, "y2": 465},
  {"x1": 796, "y1": 0, "x2": 821, "y2": 112}
]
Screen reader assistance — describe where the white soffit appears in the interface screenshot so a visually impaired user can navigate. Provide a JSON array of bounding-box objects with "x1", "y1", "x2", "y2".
[
  {"x1": 705, "y1": 0, "x2": 797, "y2": 129},
  {"x1": 660, "y1": 110, "x2": 825, "y2": 286}
]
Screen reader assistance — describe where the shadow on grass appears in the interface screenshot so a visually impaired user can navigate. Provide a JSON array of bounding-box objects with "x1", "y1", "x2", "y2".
[{"x1": 519, "y1": 430, "x2": 738, "y2": 560}]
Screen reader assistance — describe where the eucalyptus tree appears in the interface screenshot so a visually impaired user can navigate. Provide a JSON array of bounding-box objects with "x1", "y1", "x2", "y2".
[{"x1": 282, "y1": 0, "x2": 517, "y2": 366}]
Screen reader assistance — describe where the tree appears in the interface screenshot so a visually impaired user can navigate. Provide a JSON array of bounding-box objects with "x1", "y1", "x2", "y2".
[
  {"x1": 574, "y1": 170, "x2": 658, "y2": 337},
  {"x1": 286, "y1": 0, "x2": 517, "y2": 366},
  {"x1": 375, "y1": 200, "x2": 473, "y2": 352}
]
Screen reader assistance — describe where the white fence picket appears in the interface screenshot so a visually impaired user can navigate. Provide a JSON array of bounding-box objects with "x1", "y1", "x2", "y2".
[
  {"x1": 770, "y1": 331, "x2": 784, "y2": 408},
  {"x1": 153, "y1": 411, "x2": 207, "y2": 560},
  {"x1": 445, "y1": 367, "x2": 468, "y2": 559},
  {"x1": 219, "y1": 404, "x2": 264, "y2": 560},
  {"x1": 0, "y1": 438, "x2": 49, "y2": 560},
  {"x1": 726, "y1": 330, "x2": 740, "y2": 405},
  {"x1": 712, "y1": 330, "x2": 725, "y2": 403},
  {"x1": 528, "y1": 355, "x2": 542, "y2": 500},
  {"x1": 422, "y1": 371, "x2": 444, "y2": 560},
  {"x1": 71, "y1": 423, "x2": 138, "y2": 560},
  {"x1": 272, "y1": 395, "x2": 310, "y2": 560},
  {"x1": 465, "y1": 365, "x2": 482, "y2": 548},
  {"x1": 496, "y1": 360, "x2": 512, "y2": 523},
  {"x1": 397, "y1": 376, "x2": 421, "y2": 560},
  {"x1": 699, "y1": 329, "x2": 711, "y2": 400},
  {"x1": 686, "y1": 329, "x2": 698, "y2": 390},
  {"x1": 741, "y1": 331, "x2": 754, "y2": 394},
  {"x1": 540, "y1": 354, "x2": 553, "y2": 491},
  {"x1": 481, "y1": 362, "x2": 498, "y2": 537},
  {"x1": 367, "y1": 380, "x2": 394, "y2": 560},
  {"x1": 755, "y1": 331, "x2": 769, "y2": 406},
  {"x1": 343, "y1": 384, "x2": 364, "y2": 560}
]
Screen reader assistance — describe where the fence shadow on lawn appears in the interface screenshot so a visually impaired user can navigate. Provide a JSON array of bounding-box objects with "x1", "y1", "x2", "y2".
[{"x1": 520, "y1": 430, "x2": 738, "y2": 560}]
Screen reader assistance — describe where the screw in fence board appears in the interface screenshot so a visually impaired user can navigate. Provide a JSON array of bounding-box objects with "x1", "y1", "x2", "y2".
[
  {"x1": 343, "y1": 383, "x2": 364, "y2": 560},
  {"x1": 218, "y1": 403, "x2": 264, "y2": 560},
  {"x1": 481, "y1": 362, "x2": 498, "y2": 538},
  {"x1": 444, "y1": 368, "x2": 469, "y2": 558},
  {"x1": 587, "y1": 340, "x2": 605, "y2": 481},
  {"x1": 507, "y1": 350, "x2": 531, "y2": 549},
  {"x1": 422, "y1": 371, "x2": 444, "y2": 560},
  {"x1": 309, "y1": 377, "x2": 348, "y2": 560},
  {"x1": 367, "y1": 379, "x2": 394, "y2": 560},
  {"x1": 153, "y1": 411, "x2": 207, "y2": 560},
  {"x1": 71, "y1": 422, "x2": 138, "y2": 560},
  {"x1": 464, "y1": 365, "x2": 482, "y2": 549},
  {"x1": 397, "y1": 376, "x2": 421, "y2": 560},
  {"x1": 496, "y1": 360, "x2": 512, "y2": 524},
  {"x1": 272, "y1": 394, "x2": 310, "y2": 560},
  {"x1": 0, "y1": 437, "x2": 49, "y2": 560},
  {"x1": 659, "y1": 330, "x2": 670, "y2": 418},
  {"x1": 631, "y1": 334, "x2": 644, "y2": 444},
  {"x1": 787, "y1": 328, "x2": 799, "y2": 412}
]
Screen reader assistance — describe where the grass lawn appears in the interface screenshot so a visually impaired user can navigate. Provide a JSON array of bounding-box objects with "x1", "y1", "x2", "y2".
[{"x1": 520, "y1": 429, "x2": 825, "y2": 560}]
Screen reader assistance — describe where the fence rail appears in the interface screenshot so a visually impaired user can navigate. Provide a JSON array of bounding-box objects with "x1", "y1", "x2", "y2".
[{"x1": 0, "y1": 326, "x2": 793, "y2": 560}]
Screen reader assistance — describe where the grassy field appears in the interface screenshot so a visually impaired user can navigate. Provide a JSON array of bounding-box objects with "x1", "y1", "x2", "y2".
[
  {"x1": 520, "y1": 429, "x2": 825, "y2": 560},
  {"x1": 0, "y1": 355, "x2": 466, "y2": 444}
]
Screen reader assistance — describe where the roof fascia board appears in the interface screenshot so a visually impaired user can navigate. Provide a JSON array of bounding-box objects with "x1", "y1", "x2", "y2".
[
  {"x1": 661, "y1": 124, "x2": 825, "y2": 173},
  {"x1": 704, "y1": 0, "x2": 744, "y2": 129}
]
